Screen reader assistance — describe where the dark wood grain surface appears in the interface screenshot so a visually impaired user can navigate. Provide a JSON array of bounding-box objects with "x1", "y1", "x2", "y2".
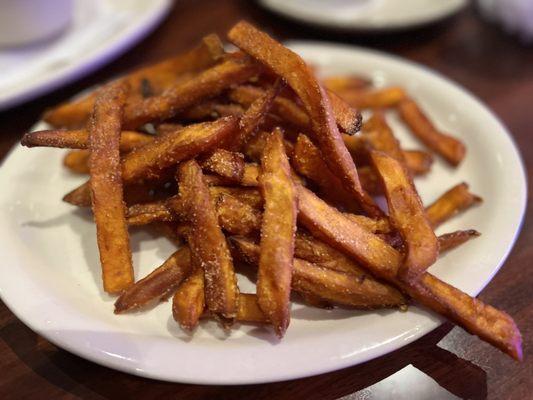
[{"x1": 0, "y1": 1, "x2": 531, "y2": 399}]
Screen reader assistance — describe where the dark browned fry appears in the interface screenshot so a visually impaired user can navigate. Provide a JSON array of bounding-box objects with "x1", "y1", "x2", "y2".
[
  {"x1": 123, "y1": 55, "x2": 259, "y2": 128},
  {"x1": 296, "y1": 183, "x2": 522, "y2": 360},
  {"x1": 232, "y1": 237, "x2": 406, "y2": 309},
  {"x1": 200, "y1": 149, "x2": 245, "y2": 182},
  {"x1": 363, "y1": 110, "x2": 406, "y2": 164},
  {"x1": 174, "y1": 160, "x2": 239, "y2": 318},
  {"x1": 398, "y1": 98, "x2": 466, "y2": 166},
  {"x1": 426, "y1": 183, "x2": 482, "y2": 228},
  {"x1": 115, "y1": 247, "x2": 192, "y2": 313},
  {"x1": 438, "y1": 230, "x2": 481, "y2": 253},
  {"x1": 21, "y1": 129, "x2": 153, "y2": 150},
  {"x1": 180, "y1": 101, "x2": 244, "y2": 120},
  {"x1": 88, "y1": 81, "x2": 133, "y2": 294},
  {"x1": 257, "y1": 129, "x2": 298, "y2": 336},
  {"x1": 172, "y1": 268, "x2": 205, "y2": 331},
  {"x1": 292, "y1": 133, "x2": 359, "y2": 212},
  {"x1": 44, "y1": 34, "x2": 224, "y2": 128},
  {"x1": 371, "y1": 151, "x2": 438, "y2": 281},
  {"x1": 122, "y1": 117, "x2": 238, "y2": 182},
  {"x1": 228, "y1": 21, "x2": 380, "y2": 217}
]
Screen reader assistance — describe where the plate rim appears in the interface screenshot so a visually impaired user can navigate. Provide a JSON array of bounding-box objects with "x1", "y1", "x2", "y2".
[
  {"x1": 0, "y1": 40, "x2": 527, "y2": 385},
  {"x1": 258, "y1": 0, "x2": 468, "y2": 32}
]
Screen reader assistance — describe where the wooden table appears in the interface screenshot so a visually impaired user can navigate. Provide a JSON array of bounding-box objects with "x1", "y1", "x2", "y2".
[{"x1": 0, "y1": 1, "x2": 531, "y2": 399}]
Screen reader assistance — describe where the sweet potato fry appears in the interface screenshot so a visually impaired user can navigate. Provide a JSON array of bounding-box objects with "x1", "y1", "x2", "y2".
[
  {"x1": 256, "y1": 129, "x2": 298, "y2": 336},
  {"x1": 44, "y1": 34, "x2": 225, "y2": 128},
  {"x1": 209, "y1": 186, "x2": 263, "y2": 209},
  {"x1": 200, "y1": 149, "x2": 245, "y2": 182},
  {"x1": 398, "y1": 98, "x2": 466, "y2": 166},
  {"x1": 236, "y1": 293, "x2": 268, "y2": 323},
  {"x1": 426, "y1": 183, "x2": 482, "y2": 228},
  {"x1": 232, "y1": 237, "x2": 406, "y2": 309},
  {"x1": 122, "y1": 117, "x2": 238, "y2": 182},
  {"x1": 21, "y1": 129, "x2": 153, "y2": 150},
  {"x1": 438, "y1": 230, "x2": 481, "y2": 253},
  {"x1": 403, "y1": 149, "x2": 433, "y2": 175},
  {"x1": 371, "y1": 151, "x2": 438, "y2": 280},
  {"x1": 180, "y1": 101, "x2": 244, "y2": 120},
  {"x1": 174, "y1": 160, "x2": 239, "y2": 318},
  {"x1": 64, "y1": 150, "x2": 90, "y2": 174},
  {"x1": 323, "y1": 75, "x2": 371, "y2": 93},
  {"x1": 127, "y1": 201, "x2": 174, "y2": 226},
  {"x1": 228, "y1": 21, "x2": 380, "y2": 217},
  {"x1": 229, "y1": 84, "x2": 361, "y2": 135},
  {"x1": 114, "y1": 247, "x2": 192, "y2": 313},
  {"x1": 296, "y1": 183, "x2": 521, "y2": 359},
  {"x1": 363, "y1": 110, "x2": 406, "y2": 164},
  {"x1": 123, "y1": 55, "x2": 259, "y2": 129},
  {"x1": 336, "y1": 86, "x2": 407, "y2": 109},
  {"x1": 172, "y1": 268, "x2": 205, "y2": 331},
  {"x1": 292, "y1": 133, "x2": 359, "y2": 212},
  {"x1": 243, "y1": 130, "x2": 294, "y2": 162},
  {"x1": 297, "y1": 184, "x2": 401, "y2": 276},
  {"x1": 232, "y1": 80, "x2": 282, "y2": 150},
  {"x1": 88, "y1": 82, "x2": 133, "y2": 294},
  {"x1": 216, "y1": 193, "x2": 262, "y2": 236}
]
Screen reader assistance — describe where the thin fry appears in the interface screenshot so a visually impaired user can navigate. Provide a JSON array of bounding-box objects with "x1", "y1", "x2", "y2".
[
  {"x1": 200, "y1": 149, "x2": 245, "y2": 182},
  {"x1": 257, "y1": 129, "x2": 297, "y2": 336},
  {"x1": 115, "y1": 247, "x2": 192, "y2": 313},
  {"x1": 88, "y1": 82, "x2": 133, "y2": 294},
  {"x1": 228, "y1": 21, "x2": 380, "y2": 217},
  {"x1": 438, "y1": 230, "x2": 481, "y2": 253},
  {"x1": 426, "y1": 183, "x2": 482, "y2": 228},
  {"x1": 371, "y1": 151, "x2": 438, "y2": 280},
  {"x1": 172, "y1": 268, "x2": 205, "y2": 331},
  {"x1": 174, "y1": 160, "x2": 239, "y2": 318},
  {"x1": 399, "y1": 98, "x2": 466, "y2": 166}
]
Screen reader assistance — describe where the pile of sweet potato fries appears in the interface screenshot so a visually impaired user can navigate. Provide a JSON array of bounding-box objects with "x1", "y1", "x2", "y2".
[{"x1": 21, "y1": 21, "x2": 521, "y2": 360}]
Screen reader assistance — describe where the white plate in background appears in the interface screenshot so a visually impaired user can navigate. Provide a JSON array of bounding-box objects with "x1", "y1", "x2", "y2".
[
  {"x1": 0, "y1": 0, "x2": 172, "y2": 110},
  {"x1": 0, "y1": 41, "x2": 526, "y2": 384},
  {"x1": 259, "y1": 0, "x2": 467, "y2": 31}
]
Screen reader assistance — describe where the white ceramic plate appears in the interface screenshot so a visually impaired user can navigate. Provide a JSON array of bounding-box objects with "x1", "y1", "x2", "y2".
[
  {"x1": 259, "y1": 0, "x2": 467, "y2": 31},
  {"x1": 0, "y1": 41, "x2": 526, "y2": 384},
  {"x1": 0, "y1": 0, "x2": 172, "y2": 110}
]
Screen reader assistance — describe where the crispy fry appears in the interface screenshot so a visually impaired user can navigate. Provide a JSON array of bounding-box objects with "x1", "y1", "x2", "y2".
[
  {"x1": 399, "y1": 98, "x2": 466, "y2": 166},
  {"x1": 256, "y1": 129, "x2": 297, "y2": 336},
  {"x1": 180, "y1": 101, "x2": 244, "y2": 120},
  {"x1": 228, "y1": 22, "x2": 380, "y2": 217},
  {"x1": 371, "y1": 151, "x2": 438, "y2": 280},
  {"x1": 229, "y1": 84, "x2": 361, "y2": 135},
  {"x1": 174, "y1": 160, "x2": 239, "y2": 318},
  {"x1": 232, "y1": 237, "x2": 406, "y2": 309},
  {"x1": 115, "y1": 247, "x2": 192, "y2": 313},
  {"x1": 296, "y1": 183, "x2": 521, "y2": 359},
  {"x1": 123, "y1": 55, "x2": 259, "y2": 129},
  {"x1": 64, "y1": 150, "x2": 90, "y2": 174},
  {"x1": 292, "y1": 133, "x2": 359, "y2": 212},
  {"x1": 403, "y1": 149, "x2": 434, "y2": 175},
  {"x1": 438, "y1": 230, "x2": 481, "y2": 253},
  {"x1": 44, "y1": 35, "x2": 224, "y2": 128},
  {"x1": 127, "y1": 201, "x2": 173, "y2": 226},
  {"x1": 363, "y1": 110, "x2": 406, "y2": 164},
  {"x1": 172, "y1": 268, "x2": 205, "y2": 331},
  {"x1": 243, "y1": 130, "x2": 294, "y2": 161},
  {"x1": 216, "y1": 193, "x2": 262, "y2": 235},
  {"x1": 426, "y1": 183, "x2": 482, "y2": 228},
  {"x1": 336, "y1": 86, "x2": 407, "y2": 109},
  {"x1": 236, "y1": 293, "x2": 268, "y2": 323},
  {"x1": 88, "y1": 82, "x2": 133, "y2": 294},
  {"x1": 22, "y1": 129, "x2": 153, "y2": 150},
  {"x1": 209, "y1": 186, "x2": 263, "y2": 209},
  {"x1": 233, "y1": 80, "x2": 282, "y2": 149},
  {"x1": 200, "y1": 149, "x2": 245, "y2": 182},
  {"x1": 122, "y1": 117, "x2": 238, "y2": 182},
  {"x1": 323, "y1": 75, "x2": 371, "y2": 93}
]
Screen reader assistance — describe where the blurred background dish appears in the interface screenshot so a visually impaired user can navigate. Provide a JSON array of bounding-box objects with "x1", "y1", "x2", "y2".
[
  {"x1": 0, "y1": 0, "x2": 172, "y2": 111},
  {"x1": 259, "y1": 0, "x2": 467, "y2": 31}
]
